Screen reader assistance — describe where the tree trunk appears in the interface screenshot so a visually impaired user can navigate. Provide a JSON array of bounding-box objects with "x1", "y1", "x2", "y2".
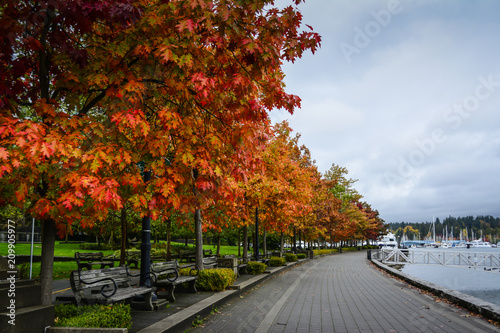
[
  {"x1": 194, "y1": 209, "x2": 203, "y2": 269},
  {"x1": 216, "y1": 236, "x2": 221, "y2": 257},
  {"x1": 280, "y1": 231, "x2": 284, "y2": 254},
  {"x1": 263, "y1": 229, "x2": 267, "y2": 257},
  {"x1": 238, "y1": 229, "x2": 241, "y2": 257},
  {"x1": 109, "y1": 230, "x2": 113, "y2": 251},
  {"x1": 166, "y1": 217, "x2": 172, "y2": 261},
  {"x1": 40, "y1": 218, "x2": 56, "y2": 305},
  {"x1": 64, "y1": 223, "x2": 69, "y2": 243},
  {"x1": 242, "y1": 225, "x2": 248, "y2": 259},
  {"x1": 120, "y1": 207, "x2": 127, "y2": 266}
]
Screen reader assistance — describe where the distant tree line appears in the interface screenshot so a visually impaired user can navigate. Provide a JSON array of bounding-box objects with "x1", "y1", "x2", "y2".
[{"x1": 390, "y1": 215, "x2": 500, "y2": 243}]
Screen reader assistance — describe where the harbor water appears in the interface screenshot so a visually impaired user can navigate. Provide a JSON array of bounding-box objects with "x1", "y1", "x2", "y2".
[{"x1": 400, "y1": 247, "x2": 500, "y2": 306}]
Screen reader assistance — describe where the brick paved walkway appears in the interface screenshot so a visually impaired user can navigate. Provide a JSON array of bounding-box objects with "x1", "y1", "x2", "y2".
[{"x1": 190, "y1": 251, "x2": 500, "y2": 333}]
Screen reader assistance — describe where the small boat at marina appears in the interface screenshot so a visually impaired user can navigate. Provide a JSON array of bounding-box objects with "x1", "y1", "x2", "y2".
[
  {"x1": 470, "y1": 239, "x2": 492, "y2": 248},
  {"x1": 377, "y1": 232, "x2": 398, "y2": 249}
]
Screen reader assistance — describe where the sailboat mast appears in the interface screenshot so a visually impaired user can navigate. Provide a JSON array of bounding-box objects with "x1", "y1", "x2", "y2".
[{"x1": 433, "y1": 216, "x2": 436, "y2": 243}]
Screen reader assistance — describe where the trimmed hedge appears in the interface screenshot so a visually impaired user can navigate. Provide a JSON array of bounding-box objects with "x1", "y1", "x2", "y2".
[
  {"x1": 313, "y1": 249, "x2": 338, "y2": 256},
  {"x1": 54, "y1": 304, "x2": 131, "y2": 329},
  {"x1": 297, "y1": 253, "x2": 307, "y2": 259},
  {"x1": 284, "y1": 253, "x2": 297, "y2": 262},
  {"x1": 196, "y1": 268, "x2": 236, "y2": 291},
  {"x1": 246, "y1": 261, "x2": 267, "y2": 274},
  {"x1": 269, "y1": 256, "x2": 286, "y2": 267},
  {"x1": 79, "y1": 243, "x2": 114, "y2": 251}
]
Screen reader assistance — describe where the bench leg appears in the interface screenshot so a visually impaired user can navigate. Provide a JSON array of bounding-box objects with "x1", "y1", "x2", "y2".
[
  {"x1": 143, "y1": 292, "x2": 154, "y2": 311},
  {"x1": 238, "y1": 265, "x2": 247, "y2": 275},
  {"x1": 79, "y1": 263, "x2": 91, "y2": 271},
  {"x1": 164, "y1": 285, "x2": 176, "y2": 302},
  {"x1": 188, "y1": 280, "x2": 197, "y2": 294},
  {"x1": 100, "y1": 262, "x2": 114, "y2": 269}
]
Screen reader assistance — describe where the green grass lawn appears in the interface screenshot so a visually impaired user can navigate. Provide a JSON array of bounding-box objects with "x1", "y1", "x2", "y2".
[
  {"x1": 0, "y1": 241, "x2": 116, "y2": 257},
  {"x1": 0, "y1": 240, "x2": 258, "y2": 258},
  {"x1": 1, "y1": 241, "x2": 283, "y2": 280},
  {"x1": 20, "y1": 261, "x2": 78, "y2": 280}
]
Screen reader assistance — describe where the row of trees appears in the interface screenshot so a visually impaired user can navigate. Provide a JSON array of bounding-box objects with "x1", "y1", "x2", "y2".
[{"x1": 0, "y1": 0, "x2": 384, "y2": 305}]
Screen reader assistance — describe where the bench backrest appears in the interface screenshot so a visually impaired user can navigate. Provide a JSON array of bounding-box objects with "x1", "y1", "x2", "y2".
[
  {"x1": 75, "y1": 252, "x2": 104, "y2": 263},
  {"x1": 203, "y1": 256, "x2": 218, "y2": 264},
  {"x1": 126, "y1": 250, "x2": 141, "y2": 258},
  {"x1": 151, "y1": 261, "x2": 179, "y2": 275},
  {"x1": 70, "y1": 266, "x2": 130, "y2": 293}
]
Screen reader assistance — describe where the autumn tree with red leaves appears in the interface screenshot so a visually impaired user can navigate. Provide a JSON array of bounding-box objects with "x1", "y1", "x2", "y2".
[
  {"x1": 237, "y1": 121, "x2": 317, "y2": 254},
  {"x1": 0, "y1": 0, "x2": 320, "y2": 304}
]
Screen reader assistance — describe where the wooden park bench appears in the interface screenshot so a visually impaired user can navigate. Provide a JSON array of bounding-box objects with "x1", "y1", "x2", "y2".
[
  {"x1": 179, "y1": 250, "x2": 196, "y2": 263},
  {"x1": 69, "y1": 266, "x2": 156, "y2": 310},
  {"x1": 118, "y1": 250, "x2": 167, "y2": 269},
  {"x1": 203, "y1": 256, "x2": 219, "y2": 269},
  {"x1": 245, "y1": 254, "x2": 270, "y2": 266},
  {"x1": 151, "y1": 261, "x2": 198, "y2": 302},
  {"x1": 125, "y1": 250, "x2": 141, "y2": 269},
  {"x1": 75, "y1": 252, "x2": 114, "y2": 271},
  {"x1": 217, "y1": 255, "x2": 247, "y2": 276}
]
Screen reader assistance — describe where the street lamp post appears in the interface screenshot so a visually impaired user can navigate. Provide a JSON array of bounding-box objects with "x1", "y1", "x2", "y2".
[
  {"x1": 255, "y1": 207, "x2": 259, "y2": 261},
  {"x1": 139, "y1": 169, "x2": 152, "y2": 287}
]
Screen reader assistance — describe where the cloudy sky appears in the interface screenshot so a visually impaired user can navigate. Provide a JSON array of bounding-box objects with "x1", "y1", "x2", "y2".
[{"x1": 270, "y1": 0, "x2": 500, "y2": 223}]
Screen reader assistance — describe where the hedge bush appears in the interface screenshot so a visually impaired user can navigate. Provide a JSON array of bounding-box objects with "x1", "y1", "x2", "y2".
[
  {"x1": 341, "y1": 247, "x2": 357, "y2": 252},
  {"x1": 269, "y1": 256, "x2": 286, "y2": 267},
  {"x1": 246, "y1": 261, "x2": 267, "y2": 274},
  {"x1": 313, "y1": 249, "x2": 338, "y2": 256},
  {"x1": 297, "y1": 253, "x2": 307, "y2": 259},
  {"x1": 196, "y1": 268, "x2": 236, "y2": 291},
  {"x1": 54, "y1": 304, "x2": 131, "y2": 329},
  {"x1": 284, "y1": 253, "x2": 297, "y2": 262},
  {"x1": 79, "y1": 243, "x2": 114, "y2": 251}
]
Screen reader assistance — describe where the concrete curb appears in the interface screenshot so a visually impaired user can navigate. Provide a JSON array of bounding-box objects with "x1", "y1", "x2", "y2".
[
  {"x1": 46, "y1": 328, "x2": 127, "y2": 333},
  {"x1": 371, "y1": 258, "x2": 500, "y2": 323},
  {"x1": 136, "y1": 260, "x2": 307, "y2": 333}
]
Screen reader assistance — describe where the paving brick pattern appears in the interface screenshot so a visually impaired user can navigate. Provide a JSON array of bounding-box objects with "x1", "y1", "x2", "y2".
[{"x1": 190, "y1": 251, "x2": 500, "y2": 333}]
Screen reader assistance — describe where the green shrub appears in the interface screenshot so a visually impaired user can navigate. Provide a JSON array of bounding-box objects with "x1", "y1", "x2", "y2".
[
  {"x1": 284, "y1": 253, "x2": 297, "y2": 262},
  {"x1": 54, "y1": 303, "x2": 80, "y2": 319},
  {"x1": 54, "y1": 304, "x2": 131, "y2": 329},
  {"x1": 269, "y1": 256, "x2": 286, "y2": 267},
  {"x1": 246, "y1": 261, "x2": 267, "y2": 274},
  {"x1": 18, "y1": 262, "x2": 30, "y2": 279},
  {"x1": 196, "y1": 268, "x2": 236, "y2": 291},
  {"x1": 313, "y1": 249, "x2": 337, "y2": 256},
  {"x1": 297, "y1": 253, "x2": 307, "y2": 259},
  {"x1": 152, "y1": 242, "x2": 167, "y2": 249},
  {"x1": 341, "y1": 247, "x2": 357, "y2": 252},
  {"x1": 79, "y1": 243, "x2": 113, "y2": 251},
  {"x1": 151, "y1": 248, "x2": 167, "y2": 257}
]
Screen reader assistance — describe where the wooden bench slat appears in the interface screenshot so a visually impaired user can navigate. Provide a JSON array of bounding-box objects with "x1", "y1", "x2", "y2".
[
  {"x1": 75, "y1": 252, "x2": 114, "y2": 271},
  {"x1": 70, "y1": 266, "x2": 154, "y2": 310},
  {"x1": 152, "y1": 260, "x2": 198, "y2": 302}
]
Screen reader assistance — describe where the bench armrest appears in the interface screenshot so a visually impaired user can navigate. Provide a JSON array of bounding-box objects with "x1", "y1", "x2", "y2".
[
  {"x1": 125, "y1": 266, "x2": 158, "y2": 286},
  {"x1": 180, "y1": 263, "x2": 200, "y2": 276},
  {"x1": 77, "y1": 271, "x2": 118, "y2": 299}
]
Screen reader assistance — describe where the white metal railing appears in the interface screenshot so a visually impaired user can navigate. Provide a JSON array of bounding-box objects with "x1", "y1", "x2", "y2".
[{"x1": 371, "y1": 249, "x2": 500, "y2": 271}]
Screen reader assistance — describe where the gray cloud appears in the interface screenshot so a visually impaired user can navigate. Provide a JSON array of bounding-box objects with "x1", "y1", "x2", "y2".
[{"x1": 271, "y1": 0, "x2": 500, "y2": 222}]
